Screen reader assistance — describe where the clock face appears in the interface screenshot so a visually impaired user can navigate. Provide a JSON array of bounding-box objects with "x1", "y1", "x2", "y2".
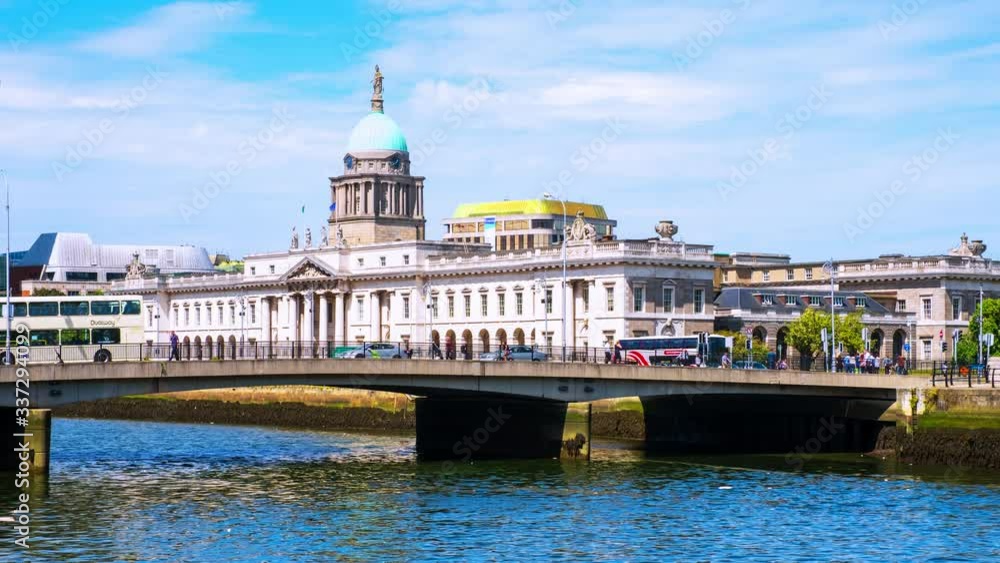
[
  {"x1": 389, "y1": 154, "x2": 401, "y2": 169},
  {"x1": 344, "y1": 155, "x2": 354, "y2": 169}
]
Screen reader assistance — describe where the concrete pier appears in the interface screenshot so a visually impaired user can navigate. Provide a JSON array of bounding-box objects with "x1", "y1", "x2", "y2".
[
  {"x1": 0, "y1": 408, "x2": 52, "y2": 473},
  {"x1": 415, "y1": 397, "x2": 591, "y2": 461}
]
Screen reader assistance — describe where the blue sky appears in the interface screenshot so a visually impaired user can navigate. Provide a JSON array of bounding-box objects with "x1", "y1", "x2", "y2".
[{"x1": 2, "y1": 0, "x2": 997, "y2": 260}]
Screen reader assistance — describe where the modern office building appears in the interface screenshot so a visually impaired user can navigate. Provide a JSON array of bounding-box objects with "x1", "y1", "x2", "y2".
[{"x1": 443, "y1": 200, "x2": 617, "y2": 251}]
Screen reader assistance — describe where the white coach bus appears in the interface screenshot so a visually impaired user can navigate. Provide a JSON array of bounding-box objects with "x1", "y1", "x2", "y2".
[{"x1": 1, "y1": 295, "x2": 144, "y2": 363}]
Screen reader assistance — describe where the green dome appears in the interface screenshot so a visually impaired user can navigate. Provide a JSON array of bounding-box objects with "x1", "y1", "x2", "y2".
[{"x1": 346, "y1": 112, "x2": 408, "y2": 152}]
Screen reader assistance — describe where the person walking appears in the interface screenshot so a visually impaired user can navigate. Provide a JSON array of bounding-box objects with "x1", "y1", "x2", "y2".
[
  {"x1": 721, "y1": 352, "x2": 731, "y2": 369},
  {"x1": 604, "y1": 341, "x2": 612, "y2": 364},
  {"x1": 169, "y1": 331, "x2": 180, "y2": 361},
  {"x1": 613, "y1": 340, "x2": 623, "y2": 364}
]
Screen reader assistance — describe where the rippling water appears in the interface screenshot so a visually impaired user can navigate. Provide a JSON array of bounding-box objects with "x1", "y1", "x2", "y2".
[{"x1": 1, "y1": 418, "x2": 999, "y2": 562}]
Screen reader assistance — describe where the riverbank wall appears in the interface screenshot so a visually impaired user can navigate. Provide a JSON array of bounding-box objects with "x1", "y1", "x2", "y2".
[{"x1": 875, "y1": 388, "x2": 1000, "y2": 470}]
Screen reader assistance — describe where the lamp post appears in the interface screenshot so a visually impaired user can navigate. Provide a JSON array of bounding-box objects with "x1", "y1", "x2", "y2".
[
  {"x1": 2, "y1": 170, "x2": 10, "y2": 366},
  {"x1": 543, "y1": 192, "x2": 567, "y2": 361},
  {"x1": 824, "y1": 259, "x2": 836, "y2": 372},
  {"x1": 238, "y1": 294, "x2": 247, "y2": 358},
  {"x1": 979, "y1": 284, "x2": 984, "y2": 366},
  {"x1": 423, "y1": 283, "x2": 435, "y2": 358},
  {"x1": 535, "y1": 279, "x2": 549, "y2": 354}
]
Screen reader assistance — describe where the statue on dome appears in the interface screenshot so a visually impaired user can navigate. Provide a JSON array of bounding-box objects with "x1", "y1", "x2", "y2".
[
  {"x1": 320, "y1": 226, "x2": 329, "y2": 248},
  {"x1": 372, "y1": 65, "x2": 383, "y2": 97},
  {"x1": 305, "y1": 228, "x2": 312, "y2": 248},
  {"x1": 290, "y1": 227, "x2": 299, "y2": 250}
]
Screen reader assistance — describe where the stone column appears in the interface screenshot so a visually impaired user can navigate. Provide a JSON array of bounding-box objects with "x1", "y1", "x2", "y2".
[
  {"x1": 318, "y1": 293, "x2": 329, "y2": 355},
  {"x1": 334, "y1": 293, "x2": 345, "y2": 346},
  {"x1": 261, "y1": 297, "x2": 272, "y2": 358},
  {"x1": 289, "y1": 294, "x2": 299, "y2": 350},
  {"x1": 303, "y1": 292, "x2": 315, "y2": 357},
  {"x1": 371, "y1": 291, "x2": 382, "y2": 341}
]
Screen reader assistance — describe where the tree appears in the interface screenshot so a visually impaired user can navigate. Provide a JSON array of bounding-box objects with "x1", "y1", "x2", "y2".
[
  {"x1": 787, "y1": 309, "x2": 865, "y2": 368},
  {"x1": 32, "y1": 288, "x2": 65, "y2": 297},
  {"x1": 833, "y1": 312, "x2": 865, "y2": 355},
  {"x1": 717, "y1": 330, "x2": 768, "y2": 364},
  {"x1": 957, "y1": 298, "x2": 1000, "y2": 364}
]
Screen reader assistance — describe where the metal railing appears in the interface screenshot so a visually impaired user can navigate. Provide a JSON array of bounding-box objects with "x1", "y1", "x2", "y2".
[{"x1": 931, "y1": 362, "x2": 996, "y2": 388}]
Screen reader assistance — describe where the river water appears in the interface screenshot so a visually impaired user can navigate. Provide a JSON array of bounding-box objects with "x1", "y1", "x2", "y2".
[{"x1": 2, "y1": 418, "x2": 999, "y2": 562}]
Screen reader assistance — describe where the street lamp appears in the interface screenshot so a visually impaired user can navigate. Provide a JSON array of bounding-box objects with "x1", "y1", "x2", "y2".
[
  {"x1": 238, "y1": 294, "x2": 247, "y2": 358},
  {"x1": 823, "y1": 259, "x2": 836, "y2": 373},
  {"x1": 543, "y1": 192, "x2": 567, "y2": 361},
  {"x1": 979, "y1": 284, "x2": 984, "y2": 366},
  {"x1": 535, "y1": 278, "x2": 549, "y2": 354},
  {"x1": 422, "y1": 283, "x2": 435, "y2": 358}
]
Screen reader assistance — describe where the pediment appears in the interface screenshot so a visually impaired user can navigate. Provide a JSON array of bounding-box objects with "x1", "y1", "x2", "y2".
[{"x1": 280, "y1": 257, "x2": 336, "y2": 282}]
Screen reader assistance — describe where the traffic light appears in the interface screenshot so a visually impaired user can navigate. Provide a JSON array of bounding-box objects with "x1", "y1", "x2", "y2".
[{"x1": 941, "y1": 341, "x2": 948, "y2": 353}]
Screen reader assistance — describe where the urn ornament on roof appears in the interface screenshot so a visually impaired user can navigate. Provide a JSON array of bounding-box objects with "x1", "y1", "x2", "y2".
[{"x1": 656, "y1": 220, "x2": 678, "y2": 241}]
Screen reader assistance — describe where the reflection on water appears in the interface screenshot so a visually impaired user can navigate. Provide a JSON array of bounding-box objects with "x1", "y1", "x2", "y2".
[{"x1": 1, "y1": 418, "x2": 998, "y2": 562}]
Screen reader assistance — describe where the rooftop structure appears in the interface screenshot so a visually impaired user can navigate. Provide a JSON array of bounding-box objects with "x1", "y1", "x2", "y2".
[{"x1": 443, "y1": 199, "x2": 617, "y2": 251}]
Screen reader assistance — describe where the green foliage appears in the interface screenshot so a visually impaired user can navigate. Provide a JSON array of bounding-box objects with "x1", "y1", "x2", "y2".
[
  {"x1": 32, "y1": 288, "x2": 65, "y2": 296},
  {"x1": 717, "y1": 330, "x2": 769, "y2": 363},
  {"x1": 955, "y1": 298, "x2": 1000, "y2": 363},
  {"x1": 786, "y1": 308, "x2": 865, "y2": 357},
  {"x1": 87, "y1": 289, "x2": 105, "y2": 296}
]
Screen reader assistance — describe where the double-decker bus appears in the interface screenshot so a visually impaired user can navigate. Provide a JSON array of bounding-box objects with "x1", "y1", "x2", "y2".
[
  {"x1": 2, "y1": 295, "x2": 144, "y2": 363},
  {"x1": 618, "y1": 334, "x2": 732, "y2": 367}
]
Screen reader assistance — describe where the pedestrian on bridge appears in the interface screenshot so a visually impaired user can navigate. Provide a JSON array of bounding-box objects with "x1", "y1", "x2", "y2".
[
  {"x1": 604, "y1": 341, "x2": 612, "y2": 364},
  {"x1": 169, "y1": 331, "x2": 180, "y2": 362}
]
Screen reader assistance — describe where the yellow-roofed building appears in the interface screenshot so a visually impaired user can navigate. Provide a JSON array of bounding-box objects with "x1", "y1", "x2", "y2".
[{"x1": 443, "y1": 199, "x2": 617, "y2": 251}]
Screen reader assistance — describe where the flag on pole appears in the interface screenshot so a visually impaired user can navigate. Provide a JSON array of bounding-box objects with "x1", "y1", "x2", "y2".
[
  {"x1": 329, "y1": 203, "x2": 336, "y2": 212},
  {"x1": 301, "y1": 205, "x2": 306, "y2": 214}
]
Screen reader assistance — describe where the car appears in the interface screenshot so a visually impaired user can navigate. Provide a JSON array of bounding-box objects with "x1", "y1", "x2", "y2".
[
  {"x1": 733, "y1": 360, "x2": 767, "y2": 370},
  {"x1": 479, "y1": 345, "x2": 548, "y2": 362},
  {"x1": 336, "y1": 343, "x2": 408, "y2": 359}
]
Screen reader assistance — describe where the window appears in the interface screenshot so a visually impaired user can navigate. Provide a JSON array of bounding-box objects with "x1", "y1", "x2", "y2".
[
  {"x1": 633, "y1": 285, "x2": 645, "y2": 313},
  {"x1": 922, "y1": 339, "x2": 932, "y2": 360},
  {"x1": 250, "y1": 266, "x2": 256, "y2": 276},
  {"x1": 356, "y1": 297, "x2": 365, "y2": 321},
  {"x1": 379, "y1": 256, "x2": 386, "y2": 267},
  {"x1": 91, "y1": 301, "x2": 122, "y2": 315},
  {"x1": 952, "y1": 296, "x2": 962, "y2": 321},
  {"x1": 921, "y1": 298, "x2": 932, "y2": 320},
  {"x1": 172, "y1": 308, "x2": 178, "y2": 327},
  {"x1": 662, "y1": 287, "x2": 674, "y2": 313},
  {"x1": 761, "y1": 294, "x2": 774, "y2": 306},
  {"x1": 122, "y1": 300, "x2": 141, "y2": 315},
  {"x1": 582, "y1": 285, "x2": 590, "y2": 313},
  {"x1": 762, "y1": 271, "x2": 770, "y2": 282},
  {"x1": 431, "y1": 296, "x2": 439, "y2": 318},
  {"x1": 250, "y1": 304, "x2": 257, "y2": 324},
  {"x1": 833, "y1": 296, "x2": 845, "y2": 308},
  {"x1": 184, "y1": 308, "x2": 190, "y2": 326},
  {"x1": 498, "y1": 293, "x2": 506, "y2": 316},
  {"x1": 195, "y1": 307, "x2": 201, "y2": 327},
  {"x1": 694, "y1": 289, "x2": 705, "y2": 314},
  {"x1": 29, "y1": 330, "x2": 59, "y2": 346},
  {"x1": 805, "y1": 269, "x2": 814, "y2": 281},
  {"x1": 403, "y1": 255, "x2": 410, "y2": 266},
  {"x1": 106, "y1": 273, "x2": 125, "y2": 281},
  {"x1": 269, "y1": 265, "x2": 275, "y2": 275},
  {"x1": 464, "y1": 295, "x2": 471, "y2": 317},
  {"x1": 206, "y1": 306, "x2": 213, "y2": 326},
  {"x1": 60, "y1": 329, "x2": 90, "y2": 346},
  {"x1": 545, "y1": 290, "x2": 553, "y2": 314},
  {"x1": 515, "y1": 292, "x2": 523, "y2": 316},
  {"x1": 784, "y1": 295, "x2": 797, "y2": 306},
  {"x1": 481, "y1": 294, "x2": 489, "y2": 316},
  {"x1": 448, "y1": 296, "x2": 455, "y2": 318},
  {"x1": 217, "y1": 307, "x2": 223, "y2": 325},
  {"x1": 786, "y1": 268, "x2": 795, "y2": 281},
  {"x1": 857, "y1": 296, "x2": 867, "y2": 308},
  {"x1": 402, "y1": 296, "x2": 410, "y2": 319},
  {"x1": 357, "y1": 258, "x2": 365, "y2": 267},
  {"x1": 230, "y1": 305, "x2": 236, "y2": 325},
  {"x1": 896, "y1": 299, "x2": 907, "y2": 312},
  {"x1": 66, "y1": 271, "x2": 98, "y2": 281},
  {"x1": 92, "y1": 328, "x2": 121, "y2": 344},
  {"x1": 28, "y1": 302, "x2": 58, "y2": 317},
  {"x1": 606, "y1": 287, "x2": 615, "y2": 312}
]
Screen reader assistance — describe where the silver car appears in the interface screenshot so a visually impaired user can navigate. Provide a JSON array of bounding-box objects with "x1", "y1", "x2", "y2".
[
  {"x1": 337, "y1": 343, "x2": 408, "y2": 359},
  {"x1": 479, "y1": 345, "x2": 548, "y2": 362}
]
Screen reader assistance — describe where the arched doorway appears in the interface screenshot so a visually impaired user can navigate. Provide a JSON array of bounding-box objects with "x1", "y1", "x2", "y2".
[
  {"x1": 182, "y1": 337, "x2": 191, "y2": 360},
  {"x1": 892, "y1": 329, "x2": 907, "y2": 359},
  {"x1": 496, "y1": 328, "x2": 508, "y2": 348},
  {"x1": 752, "y1": 326, "x2": 767, "y2": 344},
  {"x1": 776, "y1": 327, "x2": 790, "y2": 360},
  {"x1": 217, "y1": 335, "x2": 225, "y2": 359},
  {"x1": 513, "y1": 328, "x2": 525, "y2": 346},
  {"x1": 870, "y1": 329, "x2": 884, "y2": 356},
  {"x1": 445, "y1": 330, "x2": 457, "y2": 360},
  {"x1": 229, "y1": 335, "x2": 238, "y2": 359},
  {"x1": 479, "y1": 329, "x2": 490, "y2": 353},
  {"x1": 194, "y1": 336, "x2": 203, "y2": 360},
  {"x1": 462, "y1": 329, "x2": 473, "y2": 359},
  {"x1": 205, "y1": 336, "x2": 213, "y2": 359}
]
